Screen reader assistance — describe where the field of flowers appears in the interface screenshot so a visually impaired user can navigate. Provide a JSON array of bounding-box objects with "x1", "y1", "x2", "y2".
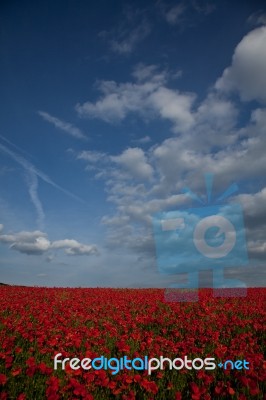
[{"x1": 0, "y1": 286, "x2": 265, "y2": 399}]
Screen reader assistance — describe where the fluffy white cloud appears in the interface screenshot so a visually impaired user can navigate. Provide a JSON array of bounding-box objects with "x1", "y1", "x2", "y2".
[
  {"x1": 196, "y1": 93, "x2": 238, "y2": 130},
  {"x1": 110, "y1": 148, "x2": 154, "y2": 181},
  {"x1": 76, "y1": 66, "x2": 195, "y2": 132},
  {"x1": 250, "y1": 107, "x2": 266, "y2": 132},
  {"x1": 236, "y1": 188, "x2": 266, "y2": 218},
  {"x1": 38, "y1": 111, "x2": 87, "y2": 140},
  {"x1": 151, "y1": 102, "x2": 266, "y2": 193},
  {"x1": 51, "y1": 239, "x2": 98, "y2": 255},
  {"x1": 0, "y1": 230, "x2": 46, "y2": 243},
  {"x1": 75, "y1": 30, "x2": 266, "y2": 275},
  {"x1": 76, "y1": 146, "x2": 154, "y2": 182},
  {"x1": 149, "y1": 87, "x2": 195, "y2": 132},
  {"x1": 77, "y1": 101, "x2": 266, "y2": 268},
  {"x1": 0, "y1": 229, "x2": 98, "y2": 257},
  {"x1": 231, "y1": 188, "x2": 266, "y2": 261},
  {"x1": 77, "y1": 97, "x2": 266, "y2": 226},
  {"x1": 76, "y1": 78, "x2": 162, "y2": 122},
  {"x1": 0, "y1": 231, "x2": 50, "y2": 255},
  {"x1": 215, "y1": 26, "x2": 266, "y2": 103},
  {"x1": 11, "y1": 237, "x2": 51, "y2": 255}
]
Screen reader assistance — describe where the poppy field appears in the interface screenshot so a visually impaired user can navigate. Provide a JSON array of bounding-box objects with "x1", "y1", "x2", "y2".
[{"x1": 0, "y1": 286, "x2": 265, "y2": 399}]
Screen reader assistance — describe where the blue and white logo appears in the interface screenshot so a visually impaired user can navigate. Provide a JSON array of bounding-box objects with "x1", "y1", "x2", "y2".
[{"x1": 152, "y1": 174, "x2": 248, "y2": 301}]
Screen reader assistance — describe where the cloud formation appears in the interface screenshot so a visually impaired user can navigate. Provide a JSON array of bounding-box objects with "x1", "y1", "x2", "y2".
[
  {"x1": 110, "y1": 148, "x2": 154, "y2": 181},
  {"x1": 99, "y1": 6, "x2": 151, "y2": 56},
  {"x1": 38, "y1": 111, "x2": 87, "y2": 140},
  {"x1": 248, "y1": 11, "x2": 266, "y2": 26},
  {"x1": 0, "y1": 228, "x2": 99, "y2": 256},
  {"x1": 76, "y1": 64, "x2": 195, "y2": 133},
  {"x1": 110, "y1": 20, "x2": 151, "y2": 55},
  {"x1": 75, "y1": 27, "x2": 266, "y2": 276},
  {"x1": 132, "y1": 135, "x2": 151, "y2": 144},
  {"x1": 158, "y1": 0, "x2": 215, "y2": 27},
  {"x1": 215, "y1": 26, "x2": 266, "y2": 103}
]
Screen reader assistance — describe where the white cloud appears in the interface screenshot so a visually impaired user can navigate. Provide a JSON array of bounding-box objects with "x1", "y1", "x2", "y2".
[
  {"x1": 104, "y1": 193, "x2": 188, "y2": 225},
  {"x1": 110, "y1": 148, "x2": 154, "y2": 181},
  {"x1": 215, "y1": 26, "x2": 266, "y2": 103},
  {"x1": 234, "y1": 187, "x2": 266, "y2": 238},
  {"x1": 149, "y1": 86, "x2": 195, "y2": 132},
  {"x1": 250, "y1": 107, "x2": 266, "y2": 132},
  {"x1": 0, "y1": 231, "x2": 50, "y2": 255},
  {"x1": 0, "y1": 224, "x2": 3, "y2": 232},
  {"x1": 236, "y1": 188, "x2": 266, "y2": 217},
  {"x1": 196, "y1": 93, "x2": 238, "y2": 130},
  {"x1": 11, "y1": 237, "x2": 51, "y2": 255},
  {"x1": 38, "y1": 111, "x2": 87, "y2": 140},
  {"x1": 77, "y1": 102, "x2": 266, "y2": 269},
  {"x1": 191, "y1": 93, "x2": 239, "y2": 150},
  {"x1": 74, "y1": 29, "x2": 266, "y2": 276},
  {"x1": 0, "y1": 230, "x2": 45, "y2": 243},
  {"x1": 76, "y1": 66, "x2": 195, "y2": 132},
  {"x1": 132, "y1": 135, "x2": 151, "y2": 144},
  {"x1": 76, "y1": 87, "x2": 265, "y2": 240},
  {"x1": 51, "y1": 239, "x2": 98, "y2": 256},
  {"x1": 0, "y1": 228, "x2": 99, "y2": 257},
  {"x1": 65, "y1": 246, "x2": 98, "y2": 256},
  {"x1": 77, "y1": 150, "x2": 107, "y2": 163},
  {"x1": 231, "y1": 188, "x2": 266, "y2": 262}
]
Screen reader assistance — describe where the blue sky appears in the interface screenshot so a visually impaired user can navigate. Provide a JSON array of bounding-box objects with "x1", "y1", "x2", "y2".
[{"x1": 0, "y1": 0, "x2": 266, "y2": 287}]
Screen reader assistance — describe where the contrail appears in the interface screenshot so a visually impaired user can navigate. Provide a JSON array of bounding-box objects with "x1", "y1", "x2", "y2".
[
  {"x1": 0, "y1": 142, "x2": 86, "y2": 205},
  {"x1": 38, "y1": 111, "x2": 87, "y2": 140},
  {"x1": 24, "y1": 169, "x2": 45, "y2": 230},
  {"x1": 0, "y1": 134, "x2": 35, "y2": 160}
]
